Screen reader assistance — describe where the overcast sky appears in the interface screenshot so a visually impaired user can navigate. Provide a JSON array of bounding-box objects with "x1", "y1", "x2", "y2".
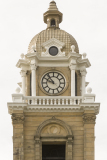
[{"x1": 0, "y1": 0, "x2": 107, "y2": 159}]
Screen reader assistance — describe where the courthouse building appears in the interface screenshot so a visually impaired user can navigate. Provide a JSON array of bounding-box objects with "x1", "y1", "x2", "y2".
[{"x1": 7, "y1": 1, "x2": 100, "y2": 160}]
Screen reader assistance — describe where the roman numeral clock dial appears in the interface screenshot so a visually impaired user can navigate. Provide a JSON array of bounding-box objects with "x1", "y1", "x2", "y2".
[{"x1": 41, "y1": 72, "x2": 65, "y2": 95}]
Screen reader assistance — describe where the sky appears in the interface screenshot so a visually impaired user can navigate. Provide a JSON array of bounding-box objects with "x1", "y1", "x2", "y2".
[{"x1": 0, "y1": 0, "x2": 107, "y2": 159}]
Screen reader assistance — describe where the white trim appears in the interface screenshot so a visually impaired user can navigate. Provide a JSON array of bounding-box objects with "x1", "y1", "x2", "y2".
[{"x1": 7, "y1": 102, "x2": 100, "y2": 114}]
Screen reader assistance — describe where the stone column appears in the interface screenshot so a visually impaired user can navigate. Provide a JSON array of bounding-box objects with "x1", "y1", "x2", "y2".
[
  {"x1": 30, "y1": 64, "x2": 37, "y2": 96},
  {"x1": 34, "y1": 137, "x2": 41, "y2": 160},
  {"x1": 66, "y1": 136, "x2": 73, "y2": 160},
  {"x1": 80, "y1": 70, "x2": 87, "y2": 96},
  {"x1": 11, "y1": 114, "x2": 25, "y2": 160},
  {"x1": 20, "y1": 70, "x2": 27, "y2": 96},
  {"x1": 83, "y1": 113, "x2": 96, "y2": 160},
  {"x1": 69, "y1": 65, "x2": 76, "y2": 96}
]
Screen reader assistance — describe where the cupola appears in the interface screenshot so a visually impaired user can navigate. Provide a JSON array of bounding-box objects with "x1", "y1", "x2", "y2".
[{"x1": 43, "y1": 1, "x2": 63, "y2": 29}]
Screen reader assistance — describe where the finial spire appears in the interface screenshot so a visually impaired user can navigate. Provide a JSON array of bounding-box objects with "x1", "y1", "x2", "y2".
[
  {"x1": 43, "y1": 1, "x2": 63, "y2": 29},
  {"x1": 48, "y1": 1, "x2": 58, "y2": 11}
]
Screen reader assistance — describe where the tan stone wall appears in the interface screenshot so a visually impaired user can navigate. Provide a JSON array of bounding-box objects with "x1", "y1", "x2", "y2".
[
  {"x1": 12, "y1": 110, "x2": 96, "y2": 160},
  {"x1": 26, "y1": 67, "x2": 81, "y2": 96},
  {"x1": 24, "y1": 112, "x2": 84, "y2": 160}
]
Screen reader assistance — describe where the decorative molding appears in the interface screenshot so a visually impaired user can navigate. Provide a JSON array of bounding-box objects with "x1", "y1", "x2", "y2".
[
  {"x1": 69, "y1": 64, "x2": 76, "y2": 70},
  {"x1": 67, "y1": 139, "x2": 73, "y2": 144},
  {"x1": 77, "y1": 58, "x2": 91, "y2": 68},
  {"x1": 7, "y1": 102, "x2": 100, "y2": 115},
  {"x1": 25, "y1": 50, "x2": 91, "y2": 69},
  {"x1": 83, "y1": 114, "x2": 96, "y2": 124},
  {"x1": 85, "y1": 82, "x2": 89, "y2": 87},
  {"x1": 16, "y1": 59, "x2": 30, "y2": 69},
  {"x1": 17, "y1": 82, "x2": 22, "y2": 88},
  {"x1": 67, "y1": 135, "x2": 74, "y2": 144},
  {"x1": 41, "y1": 38, "x2": 65, "y2": 57},
  {"x1": 30, "y1": 64, "x2": 37, "y2": 70},
  {"x1": 20, "y1": 70, "x2": 27, "y2": 77},
  {"x1": 80, "y1": 69, "x2": 87, "y2": 76},
  {"x1": 11, "y1": 114, "x2": 25, "y2": 124},
  {"x1": 35, "y1": 117, "x2": 73, "y2": 137}
]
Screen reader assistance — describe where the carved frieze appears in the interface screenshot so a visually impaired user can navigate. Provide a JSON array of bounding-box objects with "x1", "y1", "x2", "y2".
[
  {"x1": 41, "y1": 123, "x2": 67, "y2": 136},
  {"x1": 83, "y1": 114, "x2": 96, "y2": 124},
  {"x1": 11, "y1": 114, "x2": 25, "y2": 124}
]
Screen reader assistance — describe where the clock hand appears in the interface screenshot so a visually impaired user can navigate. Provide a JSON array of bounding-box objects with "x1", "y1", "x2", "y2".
[
  {"x1": 47, "y1": 74, "x2": 54, "y2": 84},
  {"x1": 48, "y1": 80, "x2": 57, "y2": 86},
  {"x1": 48, "y1": 80, "x2": 54, "y2": 83}
]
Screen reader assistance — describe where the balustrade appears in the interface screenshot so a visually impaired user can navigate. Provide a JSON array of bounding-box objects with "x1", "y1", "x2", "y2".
[{"x1": 24, "y1": 96, "x2": 83, "y2": 105}]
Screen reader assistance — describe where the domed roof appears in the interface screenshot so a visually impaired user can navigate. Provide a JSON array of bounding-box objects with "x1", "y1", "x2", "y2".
[{"x1": 27, "y1": 29, "x2": 79, "y2": 54}]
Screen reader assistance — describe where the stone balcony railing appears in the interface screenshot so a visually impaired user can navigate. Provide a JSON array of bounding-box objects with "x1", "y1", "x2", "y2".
[
  {"x1": 7, "y1": 88, "x2": 100, "y2": 114},
  {"x1": 24, "y1": 96, "x2": 83, "y2": 105},
  {"x1": 11, "y1": 93, "x2": 96, "y2": 105}
]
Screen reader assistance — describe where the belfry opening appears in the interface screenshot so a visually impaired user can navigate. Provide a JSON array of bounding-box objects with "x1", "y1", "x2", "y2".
[{"x1": 51, "y1": 19, "x2": 56, "y2": 27}]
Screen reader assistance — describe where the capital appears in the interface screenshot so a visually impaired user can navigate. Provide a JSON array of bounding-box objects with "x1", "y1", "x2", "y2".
[
  {"x1": 30, "y1": 64, "x2": 37, "y2": 70},
  {"x1": 82, "y1": 114, "x2": 96, "y2": 124},
  {"x1": 11, "y1": 114, "x2": 25, "y2": 124},
  {"x1": 20, "y1": 70, "x2": 27, "y2": 77},
  {"x1": 34, "y1": 137, "x2": 40, "y2": 144},
  {"x1": 69, "y1": 64, "x2": 76, "y2": 70},
  {"x1": 80, "y1": 69, "x2": 87, "y2": 76},
  {"x1": 67, "y1": 135, "x2": 74, "y2": 144}
]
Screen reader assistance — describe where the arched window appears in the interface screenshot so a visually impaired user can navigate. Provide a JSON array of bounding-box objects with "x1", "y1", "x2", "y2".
[{"x1": 51, "y1": 19, "x2": 56, "y2": 26}]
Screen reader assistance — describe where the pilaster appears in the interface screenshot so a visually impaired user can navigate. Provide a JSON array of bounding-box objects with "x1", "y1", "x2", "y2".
[
  {"x1": 34, "y1": 137, "x2": 41, "y2": 160},
  {"x1": 66, "y1": 136, "x2": 73, "y2": 160},
  {"x1": 12, "y1": 113, "x2": 25, "y2": 160},
  {"x1": 83, "y1": 113, "x2": 96, "y2": 160}
]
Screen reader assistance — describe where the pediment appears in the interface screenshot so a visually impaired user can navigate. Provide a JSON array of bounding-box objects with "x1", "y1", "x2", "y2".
[{"x1": 41, "y1": 38, "x2": 65, "y2": 57}]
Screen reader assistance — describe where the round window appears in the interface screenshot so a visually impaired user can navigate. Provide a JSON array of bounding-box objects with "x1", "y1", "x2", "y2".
[{"x1": 49, "y1": 46, "x2": 58, "y2": 56}]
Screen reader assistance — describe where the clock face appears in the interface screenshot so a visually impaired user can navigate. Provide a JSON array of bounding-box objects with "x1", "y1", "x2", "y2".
[{"x1": 41, "y1": 71, "x2": 65, "y2": 95}]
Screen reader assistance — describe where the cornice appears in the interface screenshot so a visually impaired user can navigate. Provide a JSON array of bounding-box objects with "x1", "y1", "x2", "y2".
[
  {"x1": 17, "y1": 53, "x2": 91, "y2": 69},
  {"x1": 25, "y1": 52, "x2": 82, "y2": 68},
  {"x1": 16, "y1": 59, "x2": 30, "y2": 69},
  {"x1": 77, "y1": 58, "x2": 91, "y2": 68},
  {"x1": 26, "y1": 52, "x2": 37, "y2": 58},
  {"x1": 7, "y1": 102, "x2": 100, "y2": 115}
]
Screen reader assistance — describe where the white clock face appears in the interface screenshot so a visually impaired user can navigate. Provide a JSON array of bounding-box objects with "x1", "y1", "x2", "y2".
[{"x1": 41, "y1": 71, "x2": 65, "y2": 95}]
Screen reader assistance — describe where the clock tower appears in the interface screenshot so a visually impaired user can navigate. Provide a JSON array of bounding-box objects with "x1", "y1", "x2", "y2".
[{"x1": 7, "y1": 1, "x2": 100, "y2": 160}]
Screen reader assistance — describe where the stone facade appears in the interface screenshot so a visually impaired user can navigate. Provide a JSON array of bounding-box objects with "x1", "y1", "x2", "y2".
[
  {"x1": 10, "y1": 111, "x2": 96, "y2": 160},
  {"x1": 7, "y1": 1, "x2": 100, "y2": 160}
]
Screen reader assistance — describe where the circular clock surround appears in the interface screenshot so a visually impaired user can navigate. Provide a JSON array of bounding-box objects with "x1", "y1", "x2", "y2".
[
  {"x1": 49, "y1": 46, "x2": 58, "y2": 56},
  {"x1": 41, "y1": 71, "x2": 66, "y2": 95}
]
